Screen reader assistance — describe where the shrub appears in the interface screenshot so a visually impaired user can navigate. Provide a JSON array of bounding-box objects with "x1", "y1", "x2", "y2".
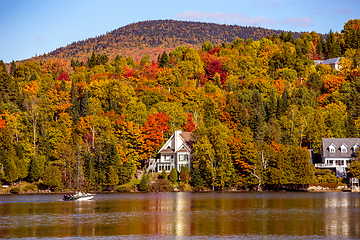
[
  {"x1": 149, "y1": 179, "x2": 173, "y2": 192},
  {"x1": 10, "y1": 187, "x2": 21, "y2": 194},
  {"x1": 22, "y1": 183, "x2": 38, "y2": 192},
  {"x1": 160, "y1": 168, "x2": 167, "y2": 179},
  {"x1": 178, "y1": 182, "x2": 192, "y2": 191},
  {"x1": 139, "y1": 173, "x2": 149, "y2": 191},
  {"x1": 169, "y1": 167, "x2": 178, "y2": 183},
  {"x1": 115, "y1": 179, "x2": 140, "y2": 192}
]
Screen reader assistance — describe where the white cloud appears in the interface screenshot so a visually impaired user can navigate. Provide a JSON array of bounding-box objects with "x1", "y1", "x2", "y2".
[
  {"x1": 283, "y1": 17, "x2": 312, "y2": 28},
  {"x1": 174, "y1": 11, "x2": 312, "y2": 29},
  {"x1": 333, "y1": 8, "x2": 350, "y2": 14},
  {"x1": 175, "y1": 11, "x2": 272, "y2": 26}
]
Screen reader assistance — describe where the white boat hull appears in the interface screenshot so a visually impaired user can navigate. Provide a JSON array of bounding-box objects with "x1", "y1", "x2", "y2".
[{"x1": 63, "y1": 193, "x2": 96, "y2": 201}]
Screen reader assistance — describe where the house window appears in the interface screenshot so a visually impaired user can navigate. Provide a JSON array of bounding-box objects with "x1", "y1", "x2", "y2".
[
  {"x1": 330, "y1": 148, "x2": 335, "y2": 153},
  {"x1": 163, "y1": 155, "x2": 173, "y2": 162},
  {"x1": 341, "y1": 147, "x2": 347, "y2": 153},
  {"x1": 179, "y1": 154, "x2": 188, "y2": 161}
]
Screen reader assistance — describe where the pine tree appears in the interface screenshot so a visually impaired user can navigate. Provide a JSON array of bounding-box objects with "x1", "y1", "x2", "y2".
[
  {"x1": 169, "y1": 167, "x2": 178, "y2": 183},
  {"x1": 213, "y1": 73, "x2": 222, "y2": 88},
  {"x1": 267, "y1": 89, "x2": 277, "y2": 120},
  {"x1": 139, "y1": 173, "x2": 149, "y2": 191},
  {"x1": 28, "y1": 156, "x2": 41, "y2": 182},
  {"x1": 80, "y1": 88, "x2": 89, "y2": 118},
  {"x1": 84, "y1": 152, "x2": 96, "y2": 188},
  {"x1": 10, "y1": 61, "x2": 16, "y2": 76},
  {"x1": 88, "y1": 52, "x2": 97, "y2": 68},
  {"x1": 107, "y1": 166, "x2": 119, "y2": 187},
  {"x1": 0, "y1": 60, "x2": 6, "y2": 74},
  {"x1": 70, "y1": 80, "x2": 80, "y2": 124},
  {"x1": 159, "y1": 51, "x2": 170, "y2": 68},
  {"x1": 160, "y1": 168, "x2": 167, "y2": 179},
  {"x1": 191, "y1": 164, "x2": 205, "y2": 189}
]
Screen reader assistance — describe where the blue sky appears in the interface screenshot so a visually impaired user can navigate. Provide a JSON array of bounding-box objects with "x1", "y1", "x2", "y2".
[{"x1": 0, "y1": 0, "x2": 359, "y2": 63}]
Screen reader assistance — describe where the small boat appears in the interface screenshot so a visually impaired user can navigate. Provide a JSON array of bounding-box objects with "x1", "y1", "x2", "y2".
[{"x1": 63, "y1": 192, "x2": 95, "y2": 201}]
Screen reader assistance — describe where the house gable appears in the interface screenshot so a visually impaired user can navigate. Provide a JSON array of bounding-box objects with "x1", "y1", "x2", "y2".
[
  {"x1": 328, "y1": 143, "x2": 336, "y2": 153},
  {"x1": 340, "y1": 143, "x2": 348, "y2": 153},
  {"x1": 352, "y1": 143, "x2": 360, "y2": 153}
]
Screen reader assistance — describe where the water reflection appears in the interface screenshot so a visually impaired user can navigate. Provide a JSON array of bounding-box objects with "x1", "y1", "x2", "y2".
[{"x1": 1, "y1": 192, "x2": 360, "y2": 239}]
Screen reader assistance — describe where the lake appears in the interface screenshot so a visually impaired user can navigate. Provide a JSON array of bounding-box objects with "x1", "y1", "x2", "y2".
[{"x1": 0, "y1": 191, "x2": 360, "y2": 239}]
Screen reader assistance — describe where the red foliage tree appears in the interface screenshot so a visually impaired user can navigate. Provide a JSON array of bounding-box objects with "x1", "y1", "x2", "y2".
[
  {"x1": 182, "y1": 113, "x2": 196, "y2": 132},
  {"x1": 205, "y1": 59, "x2": 227, "y2": 85},
  {"x1": 140, "y1": 113, "x2": 170, "y2": 159},
  {"x1": 57, "y1": 72, "x2": 70, "y2": 81}
]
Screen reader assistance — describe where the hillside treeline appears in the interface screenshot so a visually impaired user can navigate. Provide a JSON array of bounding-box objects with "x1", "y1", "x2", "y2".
[
  {"x1": 30, "y1": 20, "x2": 304, "y2": 63},
  {"x1": 0, "y1": 19, "x2": 360, "y2": 191}
]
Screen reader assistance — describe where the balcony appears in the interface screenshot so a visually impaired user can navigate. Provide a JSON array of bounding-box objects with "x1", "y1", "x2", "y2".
[{"x1": 315, "y1": 163, "x2": 348, "y2": 168}]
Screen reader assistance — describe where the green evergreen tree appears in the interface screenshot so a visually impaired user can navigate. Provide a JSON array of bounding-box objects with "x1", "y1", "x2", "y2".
[
  {"x1": 267, "y1": 89, "x2": 277, "y2": 120},
  {"x1": 84, "y1": 152, "x2": 96, "y2": 188},
  {"x1": 0, "y1": 60, "x2": 6, "y2": 74},
  {"x1": 160, "y1": 168, "x2": 167, "y2": 179},
  {"x1": 286, "y1": 31, "x2": 295, "y2": 44},
  {"x1": 307, "y1": 72, "x2": 323, "y2": 93},
  {"x1": 213, "y1": 73, "x2": 222, "y2": 88},
  {"x1": 191, "y1": 164, "x2": 205, "y2": 189},
  {"x1": 42, "y1": 164, "x2": 62, "y2": 190},
  {"x1": 28, "y1": 156, "x2": 41, "y2": 182},
  {"x1": 70, "y1": 80, "x2": 80, "y2": 124},
  {"x1": 325, "y1": 30, "x2": 341, "y2": 58},
  {"x1": 345, "y1": 115, "x2": 359, "y2": 138},
  {"x1": 80, "y1": 88, "x2": 89, "y2": 118},
  {"x1": 139, "y1": 173, "x2": 149, "y2": 191},
  {"x1": 88, "y1": 52, "x2": 97, "y2": 68},
  {"x1": 159, "y1": 51, "x2": 170, "y2": 68},
  {"x1": 316, "y1": 36, "x2": 324, "y2": 59},
  {"x1": 107, "y1": 166, "x2": 119, "y2": 187},
  {"x1": 60, "y1": 79, "x2": 66, "y2": 92},
  {"x1": 118, "y1": 162, "x2": 131, "y2": 185},
  {"x1": 169, "y1": 167, "x2": 178, "y2": 183},
  {"x1": 10, "y1": 61, "x2": 16, "y2": 77}
]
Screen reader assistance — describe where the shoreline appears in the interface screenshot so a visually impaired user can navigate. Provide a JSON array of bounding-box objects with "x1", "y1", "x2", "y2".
[{"x1": 0, "y1": 188, "x2": 347, "y2": 195}]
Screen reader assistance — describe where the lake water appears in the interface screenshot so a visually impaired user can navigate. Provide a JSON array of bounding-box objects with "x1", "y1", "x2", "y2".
[{"x1": 0, "y1": 191, "x2": 360, "y2": 239}]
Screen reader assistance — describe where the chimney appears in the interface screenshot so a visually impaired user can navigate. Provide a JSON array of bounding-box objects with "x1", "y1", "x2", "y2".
[{"x1": 175, "y1": 130, "x2": 182, "y2": 150}]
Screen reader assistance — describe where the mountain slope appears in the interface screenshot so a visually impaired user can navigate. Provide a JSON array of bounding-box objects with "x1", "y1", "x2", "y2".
[{"x1": 33, "y1": 19, "x2": 304, "y2": 62}]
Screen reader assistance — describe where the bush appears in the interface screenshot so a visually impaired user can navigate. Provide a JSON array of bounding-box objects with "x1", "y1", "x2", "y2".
[
  {"x1": 139, "y1": 173, "x2": 149, "y2": 191},
  {"x1": 178, "y1": 182, "x2": 192, "y2": 191},
  {"x1": 21, "y1": 183, "x2": 38, "y2": 192},
  {"x1": 149, "y1": 179, "x2": 173, "y2": 192},
  {"x1": 10, "y1": 187, "x2": 21, "y2": 194},
  {"x1": 115, "y1": 179, "x2": 140, "y2": 192},
  {"x1": 169, "y1": 167, "x2": 178, "y2": 183},
  {"x1": 160, "y1": 168, "x2": 167, "y2": 179}
]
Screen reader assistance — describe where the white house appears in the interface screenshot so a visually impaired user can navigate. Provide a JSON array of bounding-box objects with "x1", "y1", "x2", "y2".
[
  {"x1": 148, "y1": 130, "x2": 193, "y2": 173},
  {"x1": 315, "y1": 138, "x2": 360, "y2": 178},
  {"x1": 314, "y1": 57, "x2": 342, "y2": 71}
]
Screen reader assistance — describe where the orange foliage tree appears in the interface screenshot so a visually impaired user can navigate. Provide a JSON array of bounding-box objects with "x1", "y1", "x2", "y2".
[{"x1": 140, "y1": 113, "x2": 170, "y2": 160}]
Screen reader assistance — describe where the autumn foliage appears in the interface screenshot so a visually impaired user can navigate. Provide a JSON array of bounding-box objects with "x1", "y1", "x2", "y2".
[{"x1": 0, "y1": 19, "x2": 359, "y2": 191}]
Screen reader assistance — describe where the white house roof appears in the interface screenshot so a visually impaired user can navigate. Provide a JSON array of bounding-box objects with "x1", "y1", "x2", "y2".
[{"x1": 158, "y1": 130, "x2": 193, "y2": 154}]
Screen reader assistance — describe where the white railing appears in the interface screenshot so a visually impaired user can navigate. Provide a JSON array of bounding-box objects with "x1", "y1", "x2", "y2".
[{"x1": 315, "y1": 163, "x2": 348, "y2": 168}]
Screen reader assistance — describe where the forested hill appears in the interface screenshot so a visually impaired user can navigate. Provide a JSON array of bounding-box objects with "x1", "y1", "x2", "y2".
[{"x1": 33, "y1": 20, "x2": 303, "y2": 62}]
